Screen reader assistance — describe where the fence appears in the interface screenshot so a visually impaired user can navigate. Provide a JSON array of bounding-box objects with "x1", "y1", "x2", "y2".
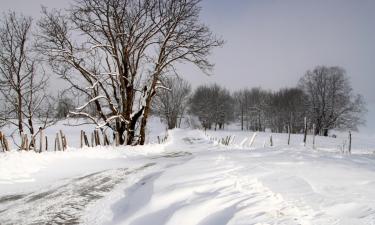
[{"x1": 0, "y1": 128, "x2": 169, "y2": 153}]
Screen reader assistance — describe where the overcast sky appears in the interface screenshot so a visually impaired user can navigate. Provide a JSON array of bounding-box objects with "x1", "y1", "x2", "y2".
[{"x1": 2, "y1": 0, "x2": 375, "y2": 132}]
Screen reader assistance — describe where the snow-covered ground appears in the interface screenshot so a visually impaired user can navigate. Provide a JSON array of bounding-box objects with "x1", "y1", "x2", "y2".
[{"x1": 1, "y1": 125, "x2": 375, "y2": 224}]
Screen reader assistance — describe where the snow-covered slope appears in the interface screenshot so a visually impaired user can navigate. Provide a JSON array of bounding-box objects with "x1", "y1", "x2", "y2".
[{"x1": 1, "y1": 129, "x2": 375, "y2": 225}]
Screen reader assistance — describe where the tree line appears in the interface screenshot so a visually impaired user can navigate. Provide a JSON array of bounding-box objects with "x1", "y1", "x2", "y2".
[{"x1": 159, "y1": 65, "x2": 365, "y2": 136}]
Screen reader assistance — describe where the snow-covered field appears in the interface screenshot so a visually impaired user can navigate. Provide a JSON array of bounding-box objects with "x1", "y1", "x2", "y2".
[{"x1": 1, "y1": 123, "x2": 375, "y2": 224}]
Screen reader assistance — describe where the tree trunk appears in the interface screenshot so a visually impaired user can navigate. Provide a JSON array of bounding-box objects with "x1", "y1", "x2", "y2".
[
  {"x1": 28, "y1": 118, "x2": 35, "y2": 136},
  {"x1": 139, "y1": 107, "x2": 150, "y2": 145},
  {"x1": 17, "y1": 92, "x2": 23, "y2": 135},
  {"x1": 303, "y1": 117, "x2": 307, "y2": 145},
  {"x1": 168, "y1": 116, "x2": 176, "y2": 129},
  {"x1": 128, "y1": 107, "x2": 144, "y2": 145},
  {"x1": 115, "y1": 120, "x2": 126, "y2": 145}
]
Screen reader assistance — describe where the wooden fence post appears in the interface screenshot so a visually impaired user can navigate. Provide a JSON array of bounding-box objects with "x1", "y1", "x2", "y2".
[
  {"x1": 45, "y1": 136, "x2": 48, "y2": 151},
  {"x1": 64, "y1": 135, "x2": 68, "y2": 149},
  {"x1": 83, "y1": 131, "x2": 89, "y2": 147},
  {"x1": 25, "y1": 134, "x2": 29, "y2": 151},
  {"x1": 31, "y1": 136, "x2": 36, "y2": 152},
  {"x1": 94, "y1": 130, "x2": 97, "y2": 146},
  {"x1": 80, "y1": 130, "x2": 83, "y2": 148},
  {"x1": 56, "y1": 133, "x2": 61, "y2": 151},
  {"x1": 303, "y1": 117, "x2": 307, "y2": 146},
  {"x1": 0, "y1": 132, "x2": 3, "y2": 152},
  {"x1": 249, "y1": 133, "x2": 257, "y2": 148},
  {"x1": 0, "y1": 133, "x2": 8, "y2": 152},
  {"x1": 39, "y1": 128, "x2": 44, "y2": 153},
  {"x1": 59, "y1": 130, "x2": 65, "y2": 151},
  {"x1": 91, "y1": 132, "x2": 95, "y2": 147},
  {"x1": 20, "y1": 133, "x2": 24, "y2": 150},
  {"x1": 60, "y1": 130, "x2": 67, "y2": 150},
  {"x1": 270, "y1": 135, "x2": 273, "y2": 147},
  {"x1": 97, "y1": 130, "x2": 101, "y2": 146},
  {"x1": 115, "y1": 132, "x2": 119, "y2": 146},
  {"x1": 103, "y1": 132, "x2": 109, "y2": 146},
  {"x1": 348, "y1": 131, "x2": 352, "y2": 154},
  {"x1": 59, "y1": 130, "x2": 68, "y2": 151},
  {"x1": 3, "y1": 135, "x2": 9, "y2": 151},
  {"x1": 20, "y1": 132, "x2": 25, "y2": 150},
  {"x1": 312, "y1": 124, "x2": 316, "y2": 149}
]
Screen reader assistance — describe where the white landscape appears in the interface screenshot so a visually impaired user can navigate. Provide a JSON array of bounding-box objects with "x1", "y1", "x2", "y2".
[
  {"x1": 1, "y1": 0, "x2": 375, "y2": 224},
  {"x1": 1, "y1": 120, "x2": 375, "y2": 225}
]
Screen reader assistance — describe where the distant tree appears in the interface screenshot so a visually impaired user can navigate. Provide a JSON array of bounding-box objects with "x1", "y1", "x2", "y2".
[
  {"x1": 189, "y1": 84, "x2": 233, "y2": 130},
  {"x1": 233, "y1": 90, "x2": 248, "y2": 131},
  {"x1": 266, "y1": 88, "x2": 306, "y2": 133},
  {"x1": 0, "y1": 12, "x2": 53, "y2": 137},
  {"x1": 299, "y1": 66, "x2": 366, "y2": 136},
  {"x1": 189, "y1": 86, "x2": 212, "y2": 129},
  {"x1": 56, "y1": 93, "x2": 75, "y2": 119},
  {"x1": 234, "y1": 88, "x2": 269, "y2": 131},
  {"x1": 153, "y1": 76, "x2": 191, "y2": 129}
]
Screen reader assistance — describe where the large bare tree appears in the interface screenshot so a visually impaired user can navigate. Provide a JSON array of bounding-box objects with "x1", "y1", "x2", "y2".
[
  {"x1": 37, "y1": 0, "x2": 223, "y2": 145},
  {"x1": 0, "y1": 11, "x2": 52, "y2": 138},
  {"x1": 299, "y1": 66, "x2": 366, "y2": 136}
]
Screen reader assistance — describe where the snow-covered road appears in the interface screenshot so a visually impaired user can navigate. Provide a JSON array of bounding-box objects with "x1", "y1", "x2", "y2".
[
  {"x1": 1, "y1": 129, "x2": 375, "y2": 225},
  {"x1": 0, "y1": 166, "x2": 152, "y2": 224}
]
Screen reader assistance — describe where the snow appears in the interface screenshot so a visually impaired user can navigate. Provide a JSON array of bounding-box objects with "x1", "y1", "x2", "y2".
[{"x1": 1, "y1": 124, "x2": 375, "y2": 224}]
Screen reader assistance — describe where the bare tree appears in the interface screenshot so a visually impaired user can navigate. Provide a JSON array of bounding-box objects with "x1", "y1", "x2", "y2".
[
  {"x1": 189, "y1": 85, "x2": 213, "y2": 129},
  {"x1": 233, "y1": 88, "x2": 269, "y2": 131},
  {"x1": 233, "y1": 90, "x2": 247, "y2": 131},
  {"x1": 189, "y1": 84, "x2": 233, "y2": 130},
  {"x1": 55, "y1": 92, "x2": 76, "y2": 119},
  {"x1": 299, "y1": 66, "x2": 366, "y2": 136},
  {"x1": 266, "y1": 88, "x2": 306, "y2": 133},
  {"x1": 37, "y1": 0, "x2": 223, "y2": 145},
  {"x1": 152, "y1": 76, "x2": 191, "y2": 129},
  {"x1": 0, "y1": 11, "x2": 53, "y2": 138}
]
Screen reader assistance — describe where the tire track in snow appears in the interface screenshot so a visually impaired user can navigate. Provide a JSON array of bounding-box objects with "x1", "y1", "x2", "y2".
[
  {"x1": 0, "y1": 163, "x2": 156, "y2": 225},
  {"x1": 0, "y1": 149, "x2": 195, "y2": 225}
]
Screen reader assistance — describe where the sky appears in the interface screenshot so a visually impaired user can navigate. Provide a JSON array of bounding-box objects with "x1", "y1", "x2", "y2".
[{"x1": 1, "y1": 0, "x2": 375, "y2": 133}]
